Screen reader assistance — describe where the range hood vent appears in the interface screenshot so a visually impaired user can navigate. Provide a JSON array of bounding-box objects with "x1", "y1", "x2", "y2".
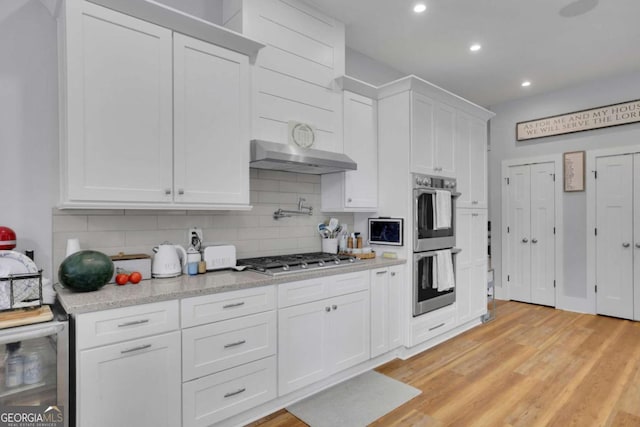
[{"x1": 250, "y1": 140, "x2": 357, "y2": 175}]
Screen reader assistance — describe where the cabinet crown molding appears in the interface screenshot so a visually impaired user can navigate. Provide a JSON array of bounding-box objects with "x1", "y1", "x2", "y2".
[
  {"x1": 378, "y1": 75, "x2": 496, "y2": 122},
  {"x1": 87, "y1": 0, "x2": 265, "y2": 58}
]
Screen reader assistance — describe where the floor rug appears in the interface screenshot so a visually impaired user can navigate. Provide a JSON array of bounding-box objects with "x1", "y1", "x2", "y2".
[{"x1": 286, "y1": 370, "x2": 421, "y2": 427}]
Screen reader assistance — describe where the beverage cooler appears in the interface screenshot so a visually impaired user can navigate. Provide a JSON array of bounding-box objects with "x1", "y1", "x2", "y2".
[{"x1": 0, "y1": 308, "x2": 68, "y2": 426}]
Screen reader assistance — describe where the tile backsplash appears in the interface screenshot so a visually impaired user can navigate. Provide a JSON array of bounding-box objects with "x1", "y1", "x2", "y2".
[{"x1": 52, "y1": 170, "x2": 354, "y2": 272}]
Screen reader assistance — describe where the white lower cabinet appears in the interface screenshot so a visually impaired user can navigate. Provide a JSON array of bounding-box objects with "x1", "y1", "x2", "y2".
[
  {"x1": 77, "y1": 331, "x2": 181, "y2": 427},
  {"x1": 181, "y1": 286, "x2": 277, "y2": 426},
  {"x1": 182, "y1": 356, "x2": 277, "y2": 427},
  {"x1": 370, "y1": 265, "x2": 404, "y2": 358},
  {"x1": 410, "y1": 304, "x2": 457, "y2": 346},
  {"x1": 456, "y1": 209, "x2": 488, "y2": 323},
  {"x1": 278, "y1": 288, "x2": 370, "y2": 396}
]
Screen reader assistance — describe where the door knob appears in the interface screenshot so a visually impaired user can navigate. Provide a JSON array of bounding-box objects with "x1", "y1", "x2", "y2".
[
  {"x1": 636, "y1": 243, "x2": 640, "y2": 249},
  {"x1": 623, "y1": 242, "x2": 631, "y2": 248},
  {"x1": 522, "y1": 238, "x2": 529, "y2": 243},
  {"x1": 531, "y1": 238, "x2": 538, "y2": 244}
]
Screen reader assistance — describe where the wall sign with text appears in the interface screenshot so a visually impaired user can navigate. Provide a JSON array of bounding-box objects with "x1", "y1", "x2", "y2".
[{"x1": 516, "y1": 99, "x2": 640, "y2": 141}]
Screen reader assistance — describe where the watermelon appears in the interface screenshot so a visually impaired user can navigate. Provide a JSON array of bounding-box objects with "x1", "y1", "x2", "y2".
[{"x1": 58, "y1": 250, "x2": 114, "y2": 292}]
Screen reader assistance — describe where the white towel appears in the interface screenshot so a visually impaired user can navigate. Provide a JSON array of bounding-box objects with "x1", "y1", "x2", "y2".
[
  {"x1": 433, "y1": 250, "x2": 455, "y2": 292},
  {"x1": 433, "y1": 190, "x2": 452, "y2": 230}
]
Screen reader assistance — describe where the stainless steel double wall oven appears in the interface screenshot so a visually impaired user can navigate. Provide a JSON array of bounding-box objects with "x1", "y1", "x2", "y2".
[{"x1": 413, "y1": 173, "x2": 460, "y2": 316}]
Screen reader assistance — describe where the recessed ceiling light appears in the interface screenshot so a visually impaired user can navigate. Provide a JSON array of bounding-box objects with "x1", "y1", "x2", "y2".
[
  {"x1": 521, "y1": 81, "x2": 531, "y2": 87},
  {"x1": 469, "y1": 44, "x2": 482, "y2": 52},
  {"x1": 413, "y1": 3, "x2": 427, "y2": 13}
]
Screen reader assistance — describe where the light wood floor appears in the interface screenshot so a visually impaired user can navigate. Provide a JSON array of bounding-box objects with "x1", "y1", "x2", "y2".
[{"x1": 249, "y1": 301, "x2": 640, "y2": 427}]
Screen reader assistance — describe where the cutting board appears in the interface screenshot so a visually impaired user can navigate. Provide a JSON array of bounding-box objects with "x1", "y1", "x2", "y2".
[{"x1": 0, "y1": 306, "x2": 53, "y2": 329}]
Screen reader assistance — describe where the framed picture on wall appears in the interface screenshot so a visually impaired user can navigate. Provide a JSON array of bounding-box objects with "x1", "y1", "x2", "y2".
[{"x1": 564, "y1": 151, "x2": 585, "y2": 192}]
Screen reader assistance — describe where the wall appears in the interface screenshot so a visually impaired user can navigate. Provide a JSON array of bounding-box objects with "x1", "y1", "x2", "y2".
[
  {"x1": 489, "y1": 70, "x2": 640, "y2": 312},
  {"x1": 345, "y1": 47, "x2": 404, "y2": 86},
  {"x1": 0, "y1": 1, "x2": 57, "y2": 278},
  {"x1": 52, "y1": 170, "x2": 353, "y2": 273}
]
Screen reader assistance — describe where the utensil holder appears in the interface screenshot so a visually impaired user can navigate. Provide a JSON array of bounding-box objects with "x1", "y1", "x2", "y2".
[{"x1": 321, "y1": 238, "x2": 338, "y2": 254}]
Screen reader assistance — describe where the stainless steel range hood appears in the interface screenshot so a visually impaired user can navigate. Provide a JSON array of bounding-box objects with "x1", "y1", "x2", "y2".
[{"x1": 250, "y1": 140, "x2": 357, "y2": 175}]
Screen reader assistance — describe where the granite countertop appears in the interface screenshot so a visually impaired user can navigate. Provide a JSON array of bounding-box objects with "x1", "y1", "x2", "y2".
[{"x1": 55, "y1": 257, "x2": 406, "y2": 315}]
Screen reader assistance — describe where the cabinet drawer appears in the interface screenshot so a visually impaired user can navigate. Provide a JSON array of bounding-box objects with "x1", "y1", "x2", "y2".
[
  {"x1": 278, "y1": 276, "x2": 327, "y2": 308},
  {"x1": 182, "y1": 311, "x2": 276, "y2": 381},
  {"x1": 76, "y1": 300, "x2": 179, "y2": 350},
  {"x1": 181, "y1": 285, "x2": 276, "y2": 328},
  {"x1": 328, "y1": 271, "x2": 369, "y2": 298},
  {"x1": 411, "y1": 305, "x2": 457, "y2": 345},
  {"x1": 182, "y1": 356, "x2": 277, "y2": 427}
]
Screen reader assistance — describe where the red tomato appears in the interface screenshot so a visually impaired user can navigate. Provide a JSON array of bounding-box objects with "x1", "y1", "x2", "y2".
[
  {"x1": 115, "y1": 273, "x2": 129, "y2": 286},
  {"x1": 129, "y1": 271, "x2": 142, "y2": 284}
]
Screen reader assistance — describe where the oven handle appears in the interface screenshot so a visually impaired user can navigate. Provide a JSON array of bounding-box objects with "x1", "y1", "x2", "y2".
[
  {"x1": 414, "y1": 248, "x2": 461, "y2": 258},
  {"x1": 414, "y1": 188, "x2": 461, "y2": 198}
]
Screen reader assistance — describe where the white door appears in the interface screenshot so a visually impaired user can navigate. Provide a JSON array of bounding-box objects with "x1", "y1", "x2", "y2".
[
  {"x1": 596, "y1": 155, "x2": 633, "y2": 319},
  {"x1": 635, "y1": 154, "x2": 640, "y2": 320},
  {"x1": 455, "y1": 209, "x2": 474, "y2": 323},
  {"x1": 470, "y1": 210, "x2": 489, "y2": 318},
  {"x1": 65, "y1": 2, "x2": 173, "y2": 203},
  {"x1": 434, "y1": 102, "x2": 456, "y2": 176},
  {"x1": 530, "y1": 163, "x2": 556, "y2": 306},
  {"x1": 78, "y1": 332, "x2": 181, "y2": 427},
  {"x1": 388, "y1": 265, "x2": 404, "y2": 349},
  {"x1": 507, "y1": 165, "x2": 532, "y2": 303},
  {"x1": 277, "y1": 300, "x2": 329, "y2": 395},
  {"x1": 343, "y1": 91, "x2": 378, "y2": 208},
  {"x1": 329, "y1": 291, "x2": 370, "y2": 374},
  {"x1": 469, "y1": 118, "x2": 488, "y2": 208},
  {"x1": 370, "y1": 269, "x2": 389, "y2": 358},
  {"x1": 410, "y1": 93, "x2": 435, "y2": 173},
  {"x1": 173, "y1": 33, "x2": 250, "y2": 206},
  {"x1": 455, "y1": 112, "x2": 472, "y2": 207}
]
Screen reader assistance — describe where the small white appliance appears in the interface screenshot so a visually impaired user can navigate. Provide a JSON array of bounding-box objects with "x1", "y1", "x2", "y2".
[
  {"x1": 152, "y1": 243, "x2": 186, "y2": 278},
  {"x1": 203, "y1": 244, "x2": 236, "y2": 271}
]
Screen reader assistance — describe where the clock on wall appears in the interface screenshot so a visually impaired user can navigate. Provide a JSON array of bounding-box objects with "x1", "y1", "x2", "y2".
[{"x1": 288, "y1": 121, "x2": 316, "y2": 149}]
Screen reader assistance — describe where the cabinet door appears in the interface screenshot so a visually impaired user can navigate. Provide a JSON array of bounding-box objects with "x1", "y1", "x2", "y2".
[
  {"x1": 328, "y1": 291, "x2": 370, "y2": 374},
  {"x1": 370, "y1": 268, "x2": 389, "y2": 358},
  {"x1": 455, "y1": 112, "x2": 472, "y2": 207},
  {"x1": 64, "y1": 2, "x2": 173, "y2": 204},
  {"x1": 456, "y1": 209, "x2": 474, "y2": 323},
  {"x1": 469, "y1": 118, "x2": 488, "y2": 207},
  {"x1": 388, "y1": 265, "x2": 405, "y2": 349},
  {"x1": 173, "y1": 33, "x2": 250, "y2": 206},
  {"x1": 278, "y1": 300, "x2": 329, "y2": 395},
  {"x1": 434, "y1": 103, "x2": 456, "y2": 176},
  {"x1": 411, "y1": 93, "x2": 435, "y2": 173},
  {"x1": 470, "y1": 210, "x2": 488, "y2": 318},
  {"x1": 78, "y1": 331, "x2": 181, "y2": 427},
  {"x1": 343, "y1": 91, "x2": 378, "y2": 208}
]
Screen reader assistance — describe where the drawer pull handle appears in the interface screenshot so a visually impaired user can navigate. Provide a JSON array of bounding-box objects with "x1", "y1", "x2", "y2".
[
  {"x1": 429, "y1": 322, "x2": 445, "y2": 331},
  {"x1": 118, "y1": 319, "x2": 150, "y2": 328},
  {"x1": 224, "y1": 388, "x2": 246, "y2": 398},
  {"x1": 224, "y1": 340, "x2": 247, "y2": 349},
  {"x1": 376, "y1": 271, "x2": 387, "y2": 275},
  {"x1": 121, "y1": 344, "x2": 152, "y2": 354},
  {"x1": 223, "y1": 302, "x2": 245, "y2": 309}
]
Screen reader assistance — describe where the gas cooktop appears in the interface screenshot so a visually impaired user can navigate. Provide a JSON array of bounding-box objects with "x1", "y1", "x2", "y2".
[{"x1": 236, "y1": 252, "x2": 358, "y2": 276}]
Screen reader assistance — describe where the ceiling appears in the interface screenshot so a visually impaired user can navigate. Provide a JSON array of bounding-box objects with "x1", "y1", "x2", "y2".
[{"x1": 304, "y1": 0, "x2": 640, "y2": 107}]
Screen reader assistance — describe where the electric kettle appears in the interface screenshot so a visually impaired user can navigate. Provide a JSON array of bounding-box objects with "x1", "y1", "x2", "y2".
[{"x1": 151, "y1": 242, "x2": 187, "y2": 278}]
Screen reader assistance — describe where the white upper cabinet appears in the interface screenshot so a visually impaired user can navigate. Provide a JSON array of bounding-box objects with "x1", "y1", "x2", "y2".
[
  {"x1": 222, "y1": 0, "x2": 345, "y2": 152},
  {"x1": 411, "y1": 93, "x2": 456, "y2": 177},
  {"x1": 173, "y1": 33, "x2": 249, "y2": 206},
  {"x1": 58, "y1": 0, "x2": 259, "y2": 209},
  {"x1": 322, "y1": 89, "x2": 378, "y2": 212},
  {"x1": 456, "y1": 111, "x2": 488, "y2": 208},
  {"x1": 62, "y1": 2, "x2": 174, "y2": 205}
]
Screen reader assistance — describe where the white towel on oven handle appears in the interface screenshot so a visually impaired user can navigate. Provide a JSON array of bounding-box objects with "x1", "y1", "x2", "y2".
[
  {"x1": 433, "y1": 190, "x2": 451, "y2": 230},
  {"x1": 434, "y1": 250, "x2": 454, "y2": 292}
]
